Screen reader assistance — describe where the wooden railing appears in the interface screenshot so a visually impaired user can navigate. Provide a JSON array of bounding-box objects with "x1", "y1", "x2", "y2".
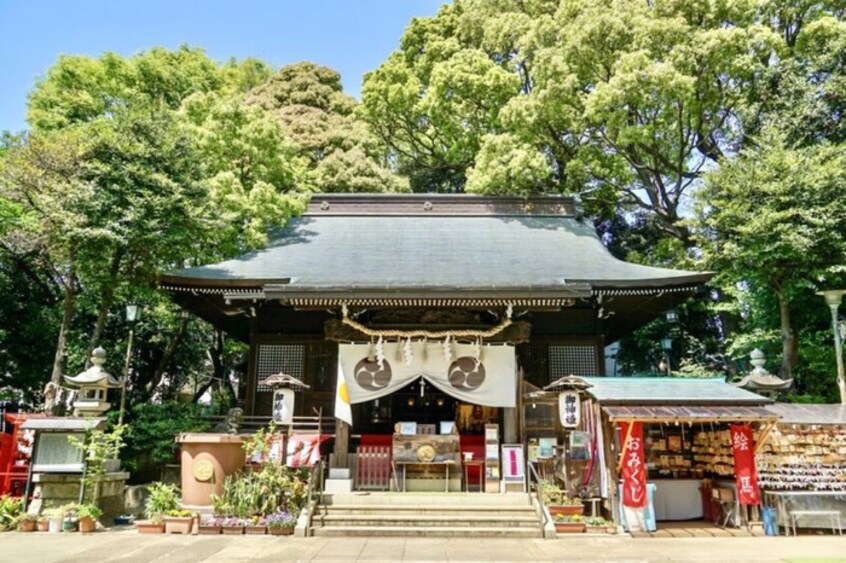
[{"x1": 199, "y1": 414, "x2": 336, "y2": 436}]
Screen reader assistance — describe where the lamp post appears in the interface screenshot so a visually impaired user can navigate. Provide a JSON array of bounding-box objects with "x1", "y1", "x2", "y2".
[
  {"x1": 661, "y1": 337, "x2": 673, "y2": 376},
  {"x1": 118, "y1": 304, "x2": 141, "y2": 424},
  {"x1": 817, "y1": 290, "x2": 846, "y2": 404}
]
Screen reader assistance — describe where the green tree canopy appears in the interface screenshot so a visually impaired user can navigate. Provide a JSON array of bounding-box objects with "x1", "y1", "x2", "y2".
[
  {"x1": 694, "y1": 129, "x2": 846, "y2": 392},
  {"x1": 247, "y1": 62, "x2": 408, "y2": 193}
]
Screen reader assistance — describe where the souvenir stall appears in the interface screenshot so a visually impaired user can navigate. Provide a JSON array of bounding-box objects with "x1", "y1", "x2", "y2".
[
  {"x1": 574, "y1": 377, "x2": 777, "y2": 531},
  {"x1": 758, "y1": 403, "x2": 846, "y2": 534},
  {"x1": 524, "y1": 377, "x2": 606, "y2": 510}
]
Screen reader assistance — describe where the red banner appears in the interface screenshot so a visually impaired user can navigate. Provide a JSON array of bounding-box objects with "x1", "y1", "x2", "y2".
[
  {"x1": 730, "y1": 424, "x2": 760, "y2": 505},
  {"x1": 620, "y1": 421, "x2": 648, "y2": 508}
]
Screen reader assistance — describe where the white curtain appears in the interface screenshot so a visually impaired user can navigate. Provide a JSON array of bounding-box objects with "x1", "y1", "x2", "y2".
[{"x1": 337, "y1": 342, "x2": 516, "y2": 407}]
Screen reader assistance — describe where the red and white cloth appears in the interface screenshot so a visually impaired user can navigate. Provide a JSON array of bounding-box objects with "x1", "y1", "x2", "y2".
[{"x1": 285, "y1": 434, "x2": 329, "y2": 467}]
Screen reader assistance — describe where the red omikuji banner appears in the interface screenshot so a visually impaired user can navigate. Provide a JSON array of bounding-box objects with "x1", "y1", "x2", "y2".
[
  {"x1": 730, "y1": 424, "x2": 761, "y2": 505},
  {"x1": 619, "y1": 421, "x2": 648, "y2": 508}
]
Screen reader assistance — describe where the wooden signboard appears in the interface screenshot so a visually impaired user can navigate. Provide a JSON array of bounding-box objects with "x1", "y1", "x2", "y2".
[
  {"x1": 392, "y1": 434, "x2": 460, "y2": 463},
  {"x1": 484, "y1": 423, "x2": 500, "y2": 493},
  {"x1": 501, "y1": 443, "x2": 526, "y2": 492}
]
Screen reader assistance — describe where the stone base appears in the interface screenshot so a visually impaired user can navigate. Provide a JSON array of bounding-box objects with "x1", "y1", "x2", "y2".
[
  {"x1": 28, "y1": 472, "x2": 129, "y2": 518},
  {"x1": 324, "y1": 478, "x2": 353, "y2": 493}
]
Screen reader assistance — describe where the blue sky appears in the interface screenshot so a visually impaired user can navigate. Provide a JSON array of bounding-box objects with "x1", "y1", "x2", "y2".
[{"x1": 0, "y1": 0, "x2": 444, "y2": 132}]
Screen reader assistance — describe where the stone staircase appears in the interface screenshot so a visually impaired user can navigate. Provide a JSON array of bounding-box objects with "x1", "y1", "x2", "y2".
[{"x1": 310, "y1": 492, "x2": 544, "y2": 538}]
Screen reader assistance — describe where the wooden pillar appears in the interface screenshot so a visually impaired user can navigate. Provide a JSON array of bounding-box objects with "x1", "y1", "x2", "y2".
[
  {"x1": 334, "y1": 420, "x2": 349, "y2": 468},
  {"x1": 244, "y1": 316, "x2": 259, "y2": 416},
  {"x1": 503, "y1": 367, "x2": 522, "y2": 444}
]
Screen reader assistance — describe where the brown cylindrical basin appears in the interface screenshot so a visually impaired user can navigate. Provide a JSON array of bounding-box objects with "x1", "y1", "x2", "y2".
[{"x1": 177, "y1": 433, "x2": 246, "y2": 507}]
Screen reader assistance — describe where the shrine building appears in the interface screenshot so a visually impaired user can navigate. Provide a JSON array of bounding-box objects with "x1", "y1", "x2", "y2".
[{"x1": 160, "y1": 194, "x2": 712, "y2": 462}]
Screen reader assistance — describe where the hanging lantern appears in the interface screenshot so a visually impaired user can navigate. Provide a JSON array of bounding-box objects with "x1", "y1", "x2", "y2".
[{"x1": 260, "y1": 372, "x2": 309, "y2": 425}]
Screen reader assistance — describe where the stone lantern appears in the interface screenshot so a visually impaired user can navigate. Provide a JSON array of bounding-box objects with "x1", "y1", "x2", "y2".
[
  {"x1": 735, "y1": 348, "x2": 792, "y2": 399},
  {"x1": 64, "y1": 347, "x2": 122, "y2": 417}
]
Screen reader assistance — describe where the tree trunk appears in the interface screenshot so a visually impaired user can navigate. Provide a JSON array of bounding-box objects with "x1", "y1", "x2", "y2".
[
  {"x1": 86, "y1": 249, "x2": 125, "y2": 365},
  {"x1": 50, "y1": 265, "x2": 78, "y2": 385},
  {"x1": 776, "y1": 290, "x2": 799, "y2": 380},
  {"x1": 147, "y1": 316, "x2": 190, "y2": 393}
]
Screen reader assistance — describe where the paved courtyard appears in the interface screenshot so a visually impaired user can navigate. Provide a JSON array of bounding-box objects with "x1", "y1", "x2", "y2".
[{"x1": 1, "y1": 530, "x2": 844, "y2": 563}]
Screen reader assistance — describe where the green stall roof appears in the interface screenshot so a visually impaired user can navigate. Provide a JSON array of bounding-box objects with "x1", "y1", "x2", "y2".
[{"x1": 579, "y1": 377, "x2": 772, "y2": 406}]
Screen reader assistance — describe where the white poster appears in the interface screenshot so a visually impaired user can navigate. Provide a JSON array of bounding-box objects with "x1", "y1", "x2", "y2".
[{"x1": 337, "y1": 342, "x2": 517, "y2": 409}]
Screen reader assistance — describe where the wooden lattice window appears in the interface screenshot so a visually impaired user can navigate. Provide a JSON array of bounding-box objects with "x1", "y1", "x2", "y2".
[
  {"x1": 256, "y1": 344, "x2": 305, "y2": 392},
  {"x1": 548, "y1": 345, "x2": 597, "y2": 380}
]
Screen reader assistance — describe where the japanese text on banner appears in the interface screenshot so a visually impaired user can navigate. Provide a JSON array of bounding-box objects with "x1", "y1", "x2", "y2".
[
  {"x1": 730, "y1": 424, "x2": 760, "y2": 505},
  {"x1": 619, "y1": 421, "x2": 648, "y2": 508}
]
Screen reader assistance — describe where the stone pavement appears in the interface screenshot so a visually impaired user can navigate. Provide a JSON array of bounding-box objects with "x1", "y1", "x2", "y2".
[{"x1": 1, "y1": 530, "x2": 844, "y2": 563}]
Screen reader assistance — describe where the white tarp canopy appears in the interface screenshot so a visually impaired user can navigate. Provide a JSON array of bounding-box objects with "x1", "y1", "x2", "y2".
[{"x1": 337, "y1": 342, "x2": 517, "y2": 408}]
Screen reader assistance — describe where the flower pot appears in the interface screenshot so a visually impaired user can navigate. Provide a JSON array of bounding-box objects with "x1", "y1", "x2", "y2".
[
  {"x1": 102, "y1": 459, "x2": 121, "y2": 473},
  {"x1": 137, "y1": 521, "x2": 166, "y2": 534},
  {"x1": 37, "y1": 519, "x2": 49, "y2": 532},
  {"x1": 48, "y1": 517, "x2": 63, "y2": 533},
  {"x1": 19, "y1": 520, "x2": 37, "y2": 532},
  {"x1": 198, "y1": 525, "x2": 222, "y2": 535},
  {"x1": 164, "y1": 516, "x2": 193, "y2": 534},
  {"x1": 554, "y1": 522, "x2": 586, "y2": 534},
  {"x1": 269, "y1": 526, "x2": 294, "y2": 536},
  {"x1": 245, "y1": 525, "x2": 266, "y2": 535},
  {"x1": 63, "y1": 520, "x2": 79, "y2": 532},
  {"x1": 79, "y1": 517, "x2": 97, "y2": 534},
  {"x1": 113, "y1": 516, "x2": 132, "y2": 526},
  {"x1": 605, "y1": 525, "x2": 618, "y2": 534},
  {"x1": 548, "y1": 504, "x2": 584, "y2": 517},
  {"x1": 222, "y1": 526, "x2": 244, "y2": 535}
]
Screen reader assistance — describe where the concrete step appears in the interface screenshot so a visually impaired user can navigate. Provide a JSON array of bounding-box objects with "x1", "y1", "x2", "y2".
[
  {"x1": 311, "y1": 525, "x2": 543, "y2": 538},
  {"x1": 317, "y1": 504, "x2": 535, "y2": 515},
  {"x1": 322, "y1": 492, "x2": 532, "y2": 507},
  {"x1": 313, "y1": 514, "x2": 540, "y2": 528}
]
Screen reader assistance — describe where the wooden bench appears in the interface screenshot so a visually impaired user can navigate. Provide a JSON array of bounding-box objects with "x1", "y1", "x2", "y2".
[{"x1": 789, "y1": 510, "x2": 843, "y2": 536}]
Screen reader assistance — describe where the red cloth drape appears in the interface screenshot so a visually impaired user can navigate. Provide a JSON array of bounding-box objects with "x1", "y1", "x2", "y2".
[
  {"x1": 730, "y1": 424, "x2": 760, "y2": 505},
  {"x1": 619, "y1": 421, "x2": 648, "y2": 508}
]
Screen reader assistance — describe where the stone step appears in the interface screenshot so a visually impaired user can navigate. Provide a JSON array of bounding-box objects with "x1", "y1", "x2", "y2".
[
  {"x1": 311, "y1": 525, "x2": 543, "y2": 538},
  {"x1": 313, "y1": 514, "x2": 540, "y2": 528},
  {"x1": 318, "y1": 504, "x2": 536, "y2": 515},
  {"x1": 322, "y1": 493, "x2": 532, "y2": 507}
]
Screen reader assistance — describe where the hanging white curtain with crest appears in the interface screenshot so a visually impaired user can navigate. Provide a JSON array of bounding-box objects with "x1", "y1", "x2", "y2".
[{"x1": 336, "y1": 342, "x2": 516, "y2": 413}]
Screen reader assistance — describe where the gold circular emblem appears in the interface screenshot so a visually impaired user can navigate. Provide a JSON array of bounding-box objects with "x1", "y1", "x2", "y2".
[
  {"x1": 193, "y1": 460, "x2": 214, "y2": 482},
  {"x1": 417, "y1": 444, "x2": 436, "y2": 462}
]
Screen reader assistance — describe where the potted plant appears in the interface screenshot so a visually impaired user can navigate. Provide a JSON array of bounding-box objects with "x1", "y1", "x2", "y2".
[
  {"x1": 584, "y1": 516, "x2": 608, "y2": 534},
  {"x1": 198, "y1": 515, "x2": 223, "y2": 535},
  {"x1": 61, "y1": 503, "x2": 79, "y2": 532},
  {"x1": 37, "y1": 516, "x2": 50, "y2": 532},
  {"x1": 0, "y1": 496, "x2": 23, "y2": 531},
  {"x1": 540, "y1": 480, "x2": 584, "y2": 516},
  {"x1": 554, "y1": 513, "x2": 586, "y2": 534},
  {"x1": 266, "y1": 510, "x2": 297, "y2": 536},
  {"x1": 68, "y1": 424, "x2": 126, "y2": 478},
  {"x1": 138, "y1": 482, "x2": 179, "y2": 534},
  {"x1": 77, "y1": 504, "x2": 103, "y2": 534},
  {"x1": 44, "y1": 507, "x2": 64, "y2": 533},
  {"x1": 245, "y1": 515, "x2": 267, "y2": 535},
  {"x1": 164, "y1": 509, "x2": 194, "y2": 534},
  {"x1": 18, "y1": 514, "x2": 37, "y2": 533},
  {"x1": 221, "y1": 516, "x2": 245, "y2": 535}
]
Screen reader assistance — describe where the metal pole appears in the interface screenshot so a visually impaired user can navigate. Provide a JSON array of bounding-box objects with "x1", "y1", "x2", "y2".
[
  {"x1": 118, "y1": 326, "x2": 134, "y2": 425},
  {"x1": 828, "y1": 303, "x2": 846, "y2": 404}
]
